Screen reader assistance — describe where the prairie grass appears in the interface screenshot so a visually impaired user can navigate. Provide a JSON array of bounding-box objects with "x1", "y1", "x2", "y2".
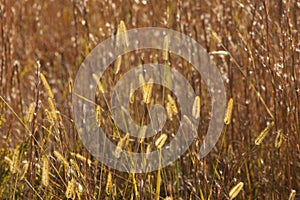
[{"x1": 0, "y1": 0, "x2": 299, "y2": 199}]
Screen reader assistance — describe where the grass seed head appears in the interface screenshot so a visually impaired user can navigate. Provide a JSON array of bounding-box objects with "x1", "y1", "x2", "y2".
[
  {"x1": 274, "y1": 129, "x2": 284, "y2": 148},
  {"x1": 106, "y1": 172, "x2": 113, "y2": 195},
  {"x1": 10, "y1": 147, "x2": 20, "y2": 174},
  {"x1": 229, "y1": 182, "x2": 244, "y2": 199},
  {"x1": 224, "y1": 98, "x2": 233, "y2": 125},
  {"x1": 66, "y1": 178, "x2": 76, "y2": 199},
  {"x1": 192, "y1": 96, "x2": 201, "y2": 119},
  {"x1": 167, "y1": 94, "x2": 178, "y2": 114},
  {"x1": 115, "y1": 133, "x2": 130, "y2": 158},
  {"x1": 53, "y1": 150, "x2": 69, "y2": 167},
  {"x1": 20, "y1": 160, "x2": 29, "y2": 180},
  {"x1": 96, "y1": 105, "x2": 102, "y2": 126},
  {"x1": 142, "y1": 78, "x2": 153, "y2": 104},
  {"x1": 116, "y1": 20, "x2": 129, "y2": 48},
  {"x1": 255, "y1": 121, "x2": 275, "y2": 145},
  {"x1": 114, "y1": 55, "x2": 122, "y2": 74},
  {"x1": 288, "y1": 189, "x2": 296, "y2": 200},
  {"x1": 41, "y1": 156, "x2": 49, "y2": 187},
  {"x1": 155, "y1": 134, "x2": 168, "y2": 149}
]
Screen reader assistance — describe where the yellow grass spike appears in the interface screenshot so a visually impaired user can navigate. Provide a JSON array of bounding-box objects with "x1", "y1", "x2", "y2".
[
  {"x1": 224, "y1": 98, "x2": 233, "y2": 125},
  {"x1": 255, "y1": 122, "x2": 275, "y2": 145},
  {"x1": 229, "y1": 182, "x2": 244, "y2": 200}
]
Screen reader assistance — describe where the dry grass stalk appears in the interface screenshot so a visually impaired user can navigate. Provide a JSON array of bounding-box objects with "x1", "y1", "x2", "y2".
[
  {"x1": 192, "y1": 96, "x2": 201, "y2": 119},
  {"x1": 132, "y1": 173, "x2": 139, "y2": 198},
  {"x1": 155, "y1": 134, "x2": 168, "y2": 149},
  {"x1": 48, "y1": 97, "x2": 58, "y2": 121},
  {"x1": 138, "y1": 126, "x2": 147, "y2": 144},
  {"x1": 156, "y1": 167, "x2": 161, "y2": 200},
  {"x1": 40, "y1": 73, "x2": 54, "y2": 99},
  {"x1": 163, "y1": 35, "x2": 169, "y2": 61},
  {"x1": 42, "y1": 156, "x2": 50, "y2": 187},
  {"x1": 142, "y1": 78, "x2": 153, "y2": 104},
  {"x1": 183, "y1": 115, "x2": 197, "y2": 135},
  {"x1": 45, "y1": 109, "x2": 54, "y2": 124},
  {"x1": 255, "y1": 121, "x2": 275, "y2": 145},
  {"x1": 26, "y1": 102, "x2": 35, "y2": 123},
  {"x1": 288, "y1": 189, "x2": 296, "y2": 200},
  {"x1": 96, "y1": 105, "x2": 102, "y2": 126},
  {"x1": 92, "y1": 73, "x2": 105, "y2": 94},
  {"x1": 229, "y1": 182, "x2": 244, "y2": 199},
  {"x1": 224, "y1": 98, "x2": 233, "y2": 125},
  {"x1": 53, "y1": 150, "x2": 69, "y2": 167}
]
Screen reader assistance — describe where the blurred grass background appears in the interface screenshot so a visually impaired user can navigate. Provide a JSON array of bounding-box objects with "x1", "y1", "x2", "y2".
[{"x1": 0, "y1": 0, "x2": 299, "y2": 199}]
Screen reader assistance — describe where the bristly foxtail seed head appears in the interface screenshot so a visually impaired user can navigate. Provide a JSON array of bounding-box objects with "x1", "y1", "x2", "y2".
[
  {"x1": 275, "y1": 129, "x2": 283, "y2": 148},
  {"x1": 10, "y1": 147, "x2": 20, "y2": 174},
  {"x1": 255, "y1": 121, "x2": 275, "y2": 145},
  {"x1": 288, "y1": 189, "x2": 296, "y2": 200},
  {"x1": 20, "y1": 161, "x2": 29, "y2": 180},
  {"x1": 70, "y1": 152, "x2": 92, "y2": 167},
  {"x1": 224, "y1": 98, "x2": 233, "y2": 125},
  {"x1": 114, "y1": 133, "x2": 130, "y2": 158},
  {"x1": 142, "y1": 78, "x2": 153, "y2": 104},
  {"x1": 114, "y1": 55, "x2": 122, "y2": 74},
  {"x1": 96, "y1": 105, "x2": 102, "y2": 126},
  {"x1": 66, "y1": 178, "x2": 76, "y2": 199},
  {"x1": 229, "y1": 182, "x2": 244, "y2": 200},
  {"x1": 106, "y1": 172, "x2": 113, "y2": 195},
  {"x1": 167, "y1": 94, "x2": 178, "y2": 114},
  {"x1": 42, "y1": 156, "x2": 49, "y2": 187},
  {"x1": 192, "y1": 96, "x2": 201, "y2": 119},
  {"x1": 166, "y1": 102, "x2": 173, "y2": 120},
  {"x1": 155, "y1": 134, "x2": 168, "y2": 149},
  {"x1": 116, "y1": 20, "x2": 129, "y2": 48},
  {"x1": 53, "y1": 150, "x2": 69, "y2": 167}
]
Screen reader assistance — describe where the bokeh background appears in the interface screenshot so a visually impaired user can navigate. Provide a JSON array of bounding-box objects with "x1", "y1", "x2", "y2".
[{"x1": 0, "y1": 0, "x2": 299, "y2": 199}]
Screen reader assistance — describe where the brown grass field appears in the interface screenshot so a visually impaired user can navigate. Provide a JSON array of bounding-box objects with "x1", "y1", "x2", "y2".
[{"x1": 0, "y1": 0, "x2": 299, "y2": 199}]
